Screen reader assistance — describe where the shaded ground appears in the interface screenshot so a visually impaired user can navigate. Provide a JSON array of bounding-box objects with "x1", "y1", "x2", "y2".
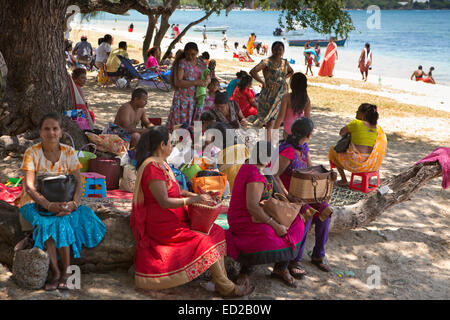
[{"x1": 1, "y1": 72, "x2": 449, "y2": 300}]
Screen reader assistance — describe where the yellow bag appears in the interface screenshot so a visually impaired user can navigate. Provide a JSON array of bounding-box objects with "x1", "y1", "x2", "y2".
[
  {"x1": 192, "y1": 171, "x2": 227, "y2": 198},
  {"x1": 97, "y1": 67, "x2": 109, "y2": 85}
]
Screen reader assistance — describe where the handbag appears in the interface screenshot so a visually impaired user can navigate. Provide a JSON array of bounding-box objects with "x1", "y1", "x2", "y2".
[
  {"x1": 192, "y1": 171, "x2": 227, "y2": 198},
  {"x1": 36, "y1": 175, "x2": 76, "y2": 215},
  {"x1": 188, "y1": 201, "x2": 222, "y2": 235},
  {"x1": 289, "y1": 165, "x2": 337, "y2": 203},
  {"x1": 334, "y1": 133, "x2": 351, "y2": 153},
  {"x1": 258, "y1": 193, "x2": 302, "y2": 229}
]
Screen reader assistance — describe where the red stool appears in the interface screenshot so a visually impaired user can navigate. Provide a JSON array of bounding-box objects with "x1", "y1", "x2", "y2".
[{"x1": 349, "y1": 171, "x2": 380, "y2": 193}]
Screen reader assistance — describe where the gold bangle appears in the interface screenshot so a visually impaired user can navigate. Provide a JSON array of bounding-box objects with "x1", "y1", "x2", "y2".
[
  {"x1": 72, "y1": 200, "x2": 78, "y2": 208},
  {"x1": 266, "y1": 216, "x2": 273, "y2": 224},
  {"x1": 183, "y1": 198, "x2": 187, "y2": 207}
]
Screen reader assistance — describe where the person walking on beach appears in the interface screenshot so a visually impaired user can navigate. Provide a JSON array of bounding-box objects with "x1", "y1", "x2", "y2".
[
  {"x1": 222, "y1": 31, "x2": 230, "y2": 51},
  {"x1": 128, "y1": 23, "x2": 134, "y2": 32},
  {"x1": 305, "y1": 53, "x2": 314, "y2": 76},
  {"x1": 314, "y1": 42, "x2": 321, "y2": 66},
  {"x1": 250, "y1": 41, "x2": 294, "y2": 139},
  {"x1": 411, "y1": 65, "x2": 426, "y2": 81},
  {"x1": 167, "y1": 42, "x2": 209, "y2": 131},
  {"x1": 318, "y1": 37, "x2": 338, "y2": 77},
  {"x1": 202, "y1": 25, "x2": 207, "y2": 44},
  {"x1": 303, "y1": 41, "x2": 311, "y2": 65},
  {"x1": 358, "y1": 43, "x2": 372, "y2": 81},
  {"x1": 174, "y1": 24, "x2": 182, "y2": 43}
]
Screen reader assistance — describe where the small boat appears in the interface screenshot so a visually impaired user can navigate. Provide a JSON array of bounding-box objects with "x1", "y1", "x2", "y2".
[
  {"x1": 193, "y1": 26, "x2": 229, "y2": 32},
  {"x1": 273, "y1": 25, "x2": 305, "y2": 37},
  {"x1": 288, "y1": 38, "x2": 347, "y2": 47}
]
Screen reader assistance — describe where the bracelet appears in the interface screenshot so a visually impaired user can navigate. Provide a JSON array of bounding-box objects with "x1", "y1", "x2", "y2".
[
  {"x1": 265, "y1": 217, "x2": 273, "y2": 224},
  {"x1": 47, "y1": 202, "x2": 53, "y2": 211},
  {"x1": 72, "y1": 200, "x2": 78, "y2": 209},
  {"x1": 183, "y1": 198, "x2": 187, "y2": 207}
]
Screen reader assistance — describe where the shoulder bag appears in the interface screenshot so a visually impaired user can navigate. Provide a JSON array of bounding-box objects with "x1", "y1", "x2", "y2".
[{"x1": 36, "y1": 174, "x2": 76, "y2": 215}]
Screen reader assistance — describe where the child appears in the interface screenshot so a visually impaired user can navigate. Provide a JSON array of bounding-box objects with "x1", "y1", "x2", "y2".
[
  {"x1": 233, "y1": 42, "x2": 240, "y2": 59},
  {"x1": 204, "y1": 78, "x2": 220, "y2": 112},
  {"x1": 195, "y1": 67, "x2": 211, "y2": 113},
  {"x1": 230, "y1": 74, "x2": 257, "y2": 117},
  {"x1": 273, "y1": 72, "x2": 311, "y2": 139},
  {"x1": 305, "y1": 52, "x2": 314, "y2": 76}
]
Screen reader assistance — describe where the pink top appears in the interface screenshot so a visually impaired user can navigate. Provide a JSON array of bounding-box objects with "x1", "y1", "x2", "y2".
[
  {"x1": 283, "y1": 107, "x2": 304, "y2": 135},
  {"x1": 146, "y1": 56, "x2": 158, "y2": 69}
]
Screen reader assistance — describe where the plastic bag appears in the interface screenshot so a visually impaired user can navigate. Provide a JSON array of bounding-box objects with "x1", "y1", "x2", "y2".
[{"x1": 85, "y1": 132, "x2": 129, "y2": 157}]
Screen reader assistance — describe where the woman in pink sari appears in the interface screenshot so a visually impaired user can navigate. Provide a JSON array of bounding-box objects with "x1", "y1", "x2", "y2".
[
  {"x1": 318, "y1": 37, "x2": 338, "y2": 77},
  {"x1": 226, "y1": 141, "x2": 305, "y2": 288}
]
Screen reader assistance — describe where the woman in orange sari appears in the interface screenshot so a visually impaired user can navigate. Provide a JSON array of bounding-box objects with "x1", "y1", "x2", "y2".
[
  {"x1": 247, "y1": 33, "x2": 256, "y2": 55},
  {"x1": 131, "y1": 126, "x2": 254, "y2": 297},
  {"x1": 318, "y1": 37, "x2": 338, "y2": 77}
]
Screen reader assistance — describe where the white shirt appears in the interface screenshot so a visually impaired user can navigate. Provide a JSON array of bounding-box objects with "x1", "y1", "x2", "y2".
[{"x1": 95, "y1": 42, "x2": 112, "y2": 63}]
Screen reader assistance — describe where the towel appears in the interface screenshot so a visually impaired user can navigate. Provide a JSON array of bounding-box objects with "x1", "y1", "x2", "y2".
[{"x1": 415, "y1": 147, "x2": 450, "y2": 189}]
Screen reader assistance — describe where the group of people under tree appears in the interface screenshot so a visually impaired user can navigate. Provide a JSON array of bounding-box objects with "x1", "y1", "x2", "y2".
[{"x1": 16, "y1": 34, "x2": 388, "y2": 297}]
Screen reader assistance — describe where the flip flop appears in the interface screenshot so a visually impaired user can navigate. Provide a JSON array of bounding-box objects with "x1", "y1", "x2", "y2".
[
  {"x1": 311, "y1": 257, "x2": 331, "y2": 272},
  {"x1": 270, "y1": 269, "x2": 297, "y2": 288},
  {"x1": 288, "y1": 261, "x2": 307, "y2": 279},
  {"x1": 57, "y1": 273, "x2": 71, "y2": 290}
]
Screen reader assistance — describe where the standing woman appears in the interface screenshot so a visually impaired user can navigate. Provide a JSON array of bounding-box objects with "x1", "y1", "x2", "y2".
[
  {"x1": 273, "y1": 72, "x2": 310, "y2": 139},
  {"x1": 250, "y1": 41, "x2": 294, "y2": 138},
  {"x1": 318, "y1": 37, "x2": 338, "y2": 77},
  {"x1": 358, "y1": 43, "x2": 372, "y2": 81},
  {"x1": 247, "y1": 33, "x2": 256, "y2": 55},
  {"x1": 167, "y1": 42, "x2": 208, "y2": 131}
]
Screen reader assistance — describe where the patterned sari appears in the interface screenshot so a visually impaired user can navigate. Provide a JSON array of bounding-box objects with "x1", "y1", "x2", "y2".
[
  {"x1": 328, "y1": 125, "x2": 387, "y2": 173},
  {"x1": 131, "y1": 157, "x2": 226, "y2": 290},
  {"x1": 254, "y1": 58, "x2": 290, "y2": 126}
]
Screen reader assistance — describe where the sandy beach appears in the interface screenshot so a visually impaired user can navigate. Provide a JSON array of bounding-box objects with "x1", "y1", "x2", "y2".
[{"x1": 0, "y1": 25, "x2": 449, "y2": 300}]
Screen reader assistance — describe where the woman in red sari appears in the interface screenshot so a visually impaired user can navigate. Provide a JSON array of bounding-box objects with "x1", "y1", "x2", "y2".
[
  {"x1": 130, "y1": 126, "x2": 254, "y2": 297},
  {"x1": 318, "y1": 37, "x2": 338, "y2": 77}
]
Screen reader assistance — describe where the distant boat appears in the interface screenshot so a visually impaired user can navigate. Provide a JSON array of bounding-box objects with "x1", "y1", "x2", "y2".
[
  {"x1": 288, "y1": 38, "x2": 347, "y2": 47},
  {"x1": 193, "y1": 26, "x2": 229, "y2": 32},
  {"x1": 273, "y1": 24, "x2": 305, "y2": 37}
]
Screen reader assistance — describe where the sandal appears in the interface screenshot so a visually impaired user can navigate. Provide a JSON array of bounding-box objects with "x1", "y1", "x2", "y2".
[
  {"x1": 288, "y1": 261, "x2": 307, "y2": 279},
  {"x1": 57, "y1": 273, "x2": 71, "y2": 290},
  {"x1": 311, "y1": 257, "x2": 331, "y2": 272},
  {"x1": 270, "y1": 269, "x2": 297, "y2": 288}
]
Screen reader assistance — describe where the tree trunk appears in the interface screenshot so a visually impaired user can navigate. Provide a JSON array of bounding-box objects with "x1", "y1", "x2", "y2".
[
  {"x1": 0, "y1": 161, "x2": 443, "y2": 271},
  {"x1": 0, "y1": 0, "x2": 71, "y2": 136},
  {"x1": 328, "y1": 162, "x2": 442, "y2": 233},
  {"x1": 161, "y1": 8, "x2": 217, "y2": 61},
  {"x1": 152, "y1": 13, "x2": 171, "y2": 54},
  {"x1": 141, "y1": 14, "x2": 158, "y2": 63}
]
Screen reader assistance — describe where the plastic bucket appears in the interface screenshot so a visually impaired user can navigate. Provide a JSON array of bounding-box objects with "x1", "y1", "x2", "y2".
[
  {"x1": 76, "y1": 144, "x2": 97, "y2": 172},
  {"x1": 89, "y1": 157, "x2": 121, "y2": 190}
]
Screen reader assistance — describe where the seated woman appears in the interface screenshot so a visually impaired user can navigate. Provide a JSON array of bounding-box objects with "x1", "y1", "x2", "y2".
[
  {"x1": 69, "y1": 68, "x2": 95, "y2": 128},
  {"x1": 226, "y1": 141, "x2": 305, "y2": 288},
  {"x1": 203, "y1": 78, "x2": 220, "y2": 112},
  {"x1": 130, "y1": 126, "x2": 254, "y2": 297},
  {"x1": 273, "y1": 117, "x2": 333, "y2": 276},
  {"x1": 146, "y1": 47, "x2": 167, "y2": 71},
  {"x1": 230, "y1": 74, "x2": 258, "y2": 117},
  {"x1": 210, "y1": 91, "x2": 249, "y2": 129},
  {"x1": 328, "y1": 103, "x2": 387, "y2": 187},
  {"x1": 18, "y1": 113, "x2": 106, "y2": 291},
  {"x1": 273, "y1": 72, "x2": 311, "y2": 139},
  {"x1": 226, "y1": 70, "x2": 248, "y2": 98}
]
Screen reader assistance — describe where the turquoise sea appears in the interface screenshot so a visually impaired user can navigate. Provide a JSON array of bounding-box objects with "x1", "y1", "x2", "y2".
[{"x1": 81, "y1": 9, "x2": 450, "y2": 85}]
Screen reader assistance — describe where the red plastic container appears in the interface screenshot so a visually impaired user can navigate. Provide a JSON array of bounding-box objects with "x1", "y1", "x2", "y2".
[
  {"x1": 148, "y1": 117, "x2": 162, "y2": 126},
  {"x1": 89, "y1": 157, "x2": 121, "y2": 190}
]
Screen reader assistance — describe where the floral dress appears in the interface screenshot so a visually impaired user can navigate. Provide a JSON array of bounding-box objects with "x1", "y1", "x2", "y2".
[
  {"x1": 255, "y1": 58, "x2": 290, "y2": 126},
  {"x1": 167, "y1": 57, "x2": 207, "y2": 131}
]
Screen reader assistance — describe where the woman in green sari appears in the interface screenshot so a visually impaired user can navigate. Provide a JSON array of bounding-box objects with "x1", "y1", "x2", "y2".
[{"x1": 250, "y1": 41, "x2": 294, "y2": 140}]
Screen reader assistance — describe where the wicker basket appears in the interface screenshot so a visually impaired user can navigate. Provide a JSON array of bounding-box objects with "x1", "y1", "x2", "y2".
[
  {"x1": 188, "y1": 202, "x2": 222, "y2": 235},
  {"x1": 289, "y1": 165, "x2": 337, "y2": 203}
]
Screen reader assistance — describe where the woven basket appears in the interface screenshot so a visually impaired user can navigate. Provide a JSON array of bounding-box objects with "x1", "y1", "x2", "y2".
[
  {"x1": 289, "y1": 165, "x2": 337, "y2": 203},
  {"x1": 188, "y1": 202, "x2": 222, "y2": 235}
]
